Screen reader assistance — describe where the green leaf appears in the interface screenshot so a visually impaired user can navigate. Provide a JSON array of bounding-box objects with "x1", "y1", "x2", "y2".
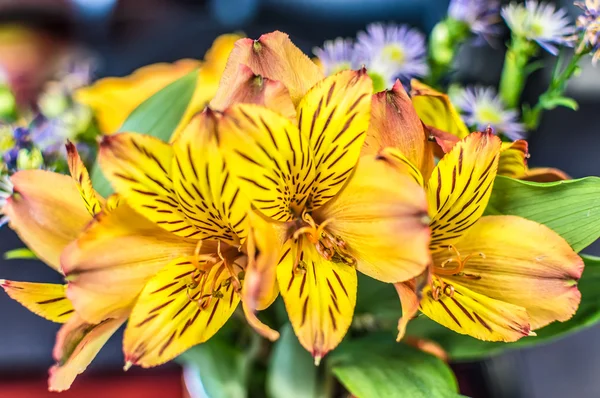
[
  {"x1": 4, "y1": 248, "x2": 37, "y2": 260},
  {"x1": 179, "y1": 339, "x2": 250, "y2": 398},
  {"x1": 407, "y1": 254, "x2": 600, "y2": 361},
  {"x1": 329, "y1": 333, "x2": 460, "y2": 398},
  {"x1": 485, "y1": 176, "x2": 600, "y2": 252},
  {"x1": 90, "y1": 69, "x2": 199, "y2": 197},
  {"x1": 267, "y1": 323, "x2": 325, "y2": 398},
  {"x1": 540, "y1": 95, "x2": 579, "y2": 111}
]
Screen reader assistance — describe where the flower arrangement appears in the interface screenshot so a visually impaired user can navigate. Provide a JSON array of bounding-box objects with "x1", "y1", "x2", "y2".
[{"x1": 0, "y1": 1, "x2": 599, "y2": 396}]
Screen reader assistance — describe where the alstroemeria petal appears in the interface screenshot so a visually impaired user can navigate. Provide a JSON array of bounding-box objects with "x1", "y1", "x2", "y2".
[
  {"x1": 220, "y1": 104, "x2": 315, "y2": 222},
  {"x1": 441, "y1": 215, "x2": 583, "y2": 330},
  {"x1": 75, "y1": 60, "x2": 201, "y2": 135},
  {"x1": 521, "y1": 168, "x2": 570, "y2": 182},
  {"x1": 213, "y1": 31, "x2": 323, "y2": 106},
  {"x1": 0, "y1": 281, "x2": 74, "y2": 323},
  {"x1": 244, "y1": 210, "x2": 286, "y2": 311},
  {"x1": 62, "y1": 204, "x2": 196, "y2": 324},
  {"x1": 209, "y1": 64, "x2": 296, "y2": 121},
  {"x1": 171, "y1": 111, "x2": 251, "y2": 244},
  {"x1": 277, "y1": 237, "x2": 357, "y2": 362},
  {"x1": 427, "y1": 132, "x2": 501, "y2": 252},
  {"x1": 99, "y1": 133, "x2": 198, "y2": 238},
  {"x1": 498, "y1": 140, "x2": 528, "y2": 178},
  {"x1": 298, "y1": 69, "x2": 372, "y2": 210},
  {"x1": 4, "y1": 170, "x2": 90, "y2": 271},
  {"x1": 411, "y1": 80, "x2": 470, "y2": 140},
  {"x1": 363, "y1": 80, "x2": 434, "y2": 179},
  {"x1": 377, "y1": 147, "x2": 425, "y2": 186},
  {"x1": 317, "y1": 156, "x2": 430, "y2": 283},
  {"x1": 170, "y1": 34, "x2": 241, "y2": 142},
  {"x1": 66, "y1": 141, "x2": 103, "y2": 216},
  {"x1": 420, "y1": 280, "x2": 530, "y2": 342},
  {"x1": 49, "y1": 315, "x2": 125, "y2": 392},
  {"x1": 123, "y1": 256, "x2": 240, "y2": 367},
  {"x1": 394, "y1": 279, "x2": 420, "y2": 341}
]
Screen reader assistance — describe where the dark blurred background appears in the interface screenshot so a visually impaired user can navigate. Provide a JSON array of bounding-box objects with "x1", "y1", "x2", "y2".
[{"x1": 0, "y1": 0, "x2": 598, "y2": 397}]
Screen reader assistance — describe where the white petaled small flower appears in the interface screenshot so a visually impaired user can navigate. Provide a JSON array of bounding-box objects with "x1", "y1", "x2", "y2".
[
  {"x1": 502, "y1": 0, "x2": 575, "y2": 55},
  {"x1": 313, "y1": 38, "x2": 357, "y2": 76},
  {"x1": 575, "y1": 0, "x2": 600, "y2": 64},
  {"x1": 448, "y1": 0, "x2": 502, "y2": 42},
  {"x1": 355, "y1": 23, "x2": 428, "y2": 90},
  {"x1": 453, "y1": 86, "x2": 526, "y2": 140}
]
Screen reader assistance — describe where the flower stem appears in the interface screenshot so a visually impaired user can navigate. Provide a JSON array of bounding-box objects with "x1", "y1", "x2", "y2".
[
  {"x1": 524, "y1": 51, "x2": 585, "y2": 130},
  {"x1": 499, "y1": 35, "x2": 536, "y2": 109}
]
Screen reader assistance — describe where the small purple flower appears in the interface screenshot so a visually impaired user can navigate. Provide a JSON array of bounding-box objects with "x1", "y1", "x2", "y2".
[
  {"x1": 12, "y1": 127, "x2": 30, "y2": 146},
  {"x1": 313, "y1": 38, "x2": 357, "y2": 76},
  {"x1": 574, "y1": 0, "x2": 600, "y2": 64},
  {"x1": 502, "y1": 1, "x2": 575, "y2": 55},
  {"x1": 355, "y1": 23, "x2": 428, "y2": 90},
  {"x1": 453, "y1": 86, "x2": 525, "y2": 140},
  {"x1": 448, "y1": 0, "x2": 502, "y2": 43}
]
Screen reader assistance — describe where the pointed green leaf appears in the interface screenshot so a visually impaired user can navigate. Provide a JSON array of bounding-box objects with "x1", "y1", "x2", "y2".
[
  {"x1": 90, "y1": 69, "x2": 199, "y2": 197},
  {"x1": 540, "y1": 95, "x2": 579, "y2": 111},
  {"x1": 485, "y1": 176, "x2": 600, "y2": 252},
  {"x1": 329, "y1": 333, "x2": 460, "y2": 398}
]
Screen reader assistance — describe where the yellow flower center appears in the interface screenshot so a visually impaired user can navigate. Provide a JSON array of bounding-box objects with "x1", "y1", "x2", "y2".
[
  {"x1": 430, "y1": 245, "x2": 485, "y2": 301},
  {"x1": 475, "y1": 105, "x2": 503, "y2": 125},
  {"x1": 187, "y1": 241, "x2": 244, "y2": 309},
  {"x1": 382, "y1": 44, "x2": 405, "y2": 63},
  {"x1": 292, "y1": 212, "x2": 356, "y2": 267}
]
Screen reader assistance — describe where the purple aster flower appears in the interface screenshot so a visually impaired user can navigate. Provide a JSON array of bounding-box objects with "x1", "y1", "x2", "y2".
[
  {"x1": 313, "y1": 38, "x2": 357, "y2": 76},
  {"x1": 502, "y1": 1, "x2": 575, "y2": 55},
  {"x1": 448, "y1": 0, "x2": 502, "y2": 43},
  {"x1": 453, "y1": 86, "x2": 525, "y2": 140},
  {"x1": 574, "y1": 0, "x2": 600, "y2": 64},
  {"x1": 355, "y1": 23, "x2": 428, "y2": 90},
  {"x1": 0, "y1": 174, "x2": 12, "y2": 227}
]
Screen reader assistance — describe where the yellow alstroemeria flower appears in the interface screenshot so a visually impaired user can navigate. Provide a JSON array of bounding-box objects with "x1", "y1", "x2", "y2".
[
  {"x1": 409, "y1": 80, "x2": 569, "y2": 182},
  {"x1": 0, "y1": 143, "x2": 130, "y2": 391},
  {"x1": 377, "y1": 132, "x2": 583, "y2": 342},
  {"x1": 67, "y1": 109, "x2": 280, "y2": 369},
  {"x1": 218, "y1": 69, "x2": 431, "y2": 363},
  {"x1": 75, "y1": 34, "x2": 241, "y2": 138}
]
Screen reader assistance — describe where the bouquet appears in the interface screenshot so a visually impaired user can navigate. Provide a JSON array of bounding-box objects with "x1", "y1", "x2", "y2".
[{"x1": 1, "y1": 1, "x2": 599, "y2": 396}]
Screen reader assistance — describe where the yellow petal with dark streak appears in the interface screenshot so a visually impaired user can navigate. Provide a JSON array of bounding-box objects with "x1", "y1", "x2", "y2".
[
  {"x1": 427, "y1": 132, "x2": 501, "y2": 252},
  {"x1": 49, "y1": 315, "x2": 125, "y2": 392},
  {"x1": 66, "y1": 141, "x2": 104, "y2": 216},
  {"x1": 62, "y1": 204, "x2": 197, "y2": 324},
  {"x1": 172, "y1": 110, "x2": 251, "y2": 244},
  {"x1": 99, "y1": 133, "x2": 198, "y2": 238},
  {"x1": 440, "y1": 216, "x2": 583, "y2": 330},
  {"x1": 420, "y1": 280, "x2": 530, "y2": 342},
  {"x1": 498, "y1": 140, "x2": 528, "y2": 178},
  {"x1": 0, "y1": 281, "x2": 74, "y2": 323},
  {"x1": 123, "y1": 256, "x2": 240, "y2": 367},
  {"x1": 220, "y1": 103, "x2": 315, "y2": 222},
  {"x1": 277, "y1": 237, "x2": 357, "y2": 362},
  {"x1": 297, "y1": 69, "x2": 372, "y2": 210}
]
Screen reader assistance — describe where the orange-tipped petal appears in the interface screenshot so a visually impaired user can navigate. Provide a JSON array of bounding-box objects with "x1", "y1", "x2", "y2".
[
  {"x1": 441, "y1": 215, "x2": 583, "y2": 330},
  {"x1": 209, "y1": 64, "x2": 296, "y2": 121},
  {"x1": 394, "y1": 279, "x2": 420, "y2": 342},
  {"x1": 4, "y1": 170, "x2": 91, "y2": 271},
  {"x1": 521, "y1": 167, "x2": 570, "y2": 182},
  {"x1": 49, "y1": 315, "x2": 125, "y2": 391},
  {"x1": 212, "y1": 31, "x2": 324, "y2": 106},
  {"x1": 363, "y1": 80, "x2": 434, "y2": 179},
  {"x1": 62, "y1": 204, "x2": 196, "y2": 323},
  {"x1": 242, "y1": 301, "x2": 280, "y2": 342},
  {"x1": 0, "y1": 280, "x2": 74, "y2": 323},
  {"x1": 317, "y1": 155, "x2": 430, "y2": 284}
]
